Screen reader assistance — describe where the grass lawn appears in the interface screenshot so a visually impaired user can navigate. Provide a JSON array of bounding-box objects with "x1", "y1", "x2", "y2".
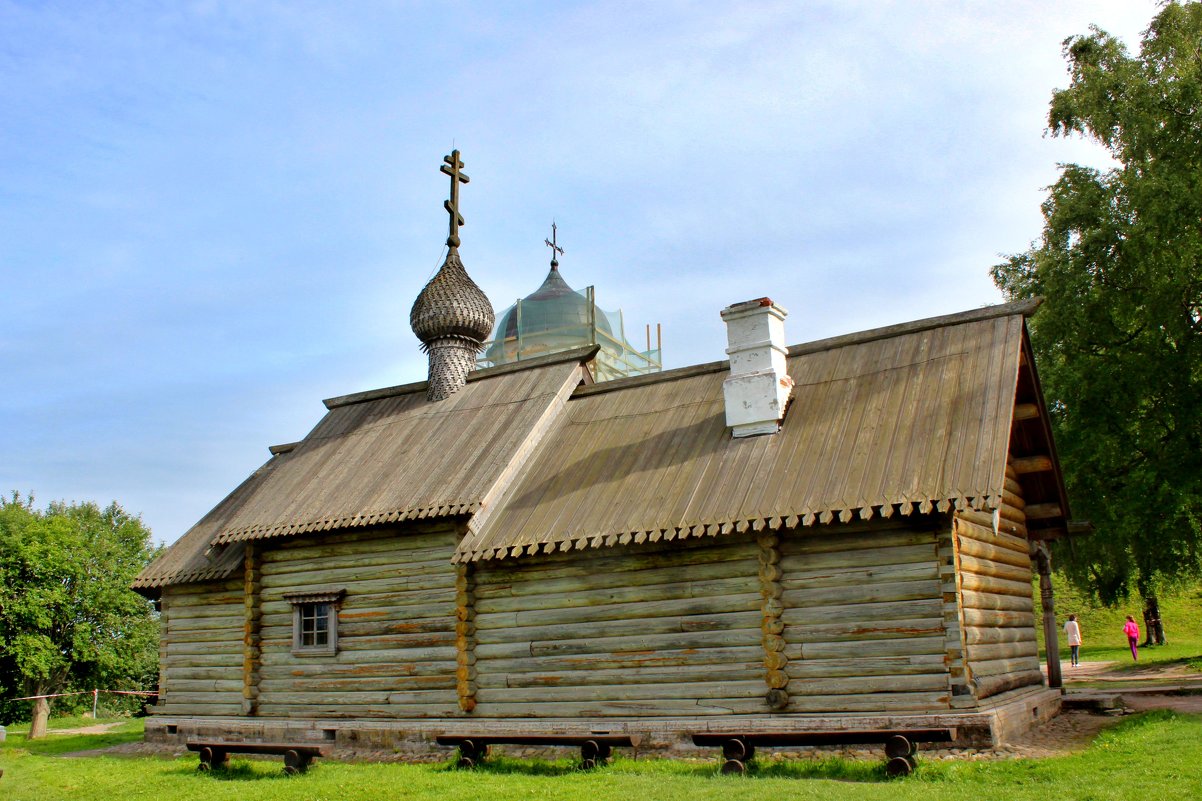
[
  {"x1": 1049, "y1": 576, "x2": 1202, "y2": 672},
  {"x1": 2, "y1": 711, "x2": 1200, "y2": 801}
]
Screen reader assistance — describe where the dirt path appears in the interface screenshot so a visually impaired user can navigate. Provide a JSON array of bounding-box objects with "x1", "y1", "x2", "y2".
[{"x1": 50, "y1": 722, "x2": 126, "y2": 736}]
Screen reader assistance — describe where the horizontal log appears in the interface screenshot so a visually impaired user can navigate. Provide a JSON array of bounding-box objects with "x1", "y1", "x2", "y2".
[
  {"x1": 959, "y1": 590, "x2": 1034, "y2": 613},
  {"x1": 1011, "y1": 455, "x2": 1053, "y2": 475},
  {"x1": 259, "y1": 674, "x2": 457, "y2": 694},
  {"x1": 476, "y1": 558, "x2": 758, "y2": 601},
  {"x1": 474, "y1": 679, "x2": 767, "y2": 705},
  {"x1": 163, "y1": 653, "x2": 245, "y2": 668},
  {"x1": 973, "y1": 670, "x2": 1044, "y2": 700},
  {"x1": 164, "y1": 604, "x2": 248, "y2": 622},
  {"x1": 956, "y1": 531, "x2": 1031, "y2": 570},
  {"x1": 157, "y1": 691, "x2": 243, "y2": 705},
  {"x1": 477, "y1": 645, "x2": 766, "y2": 675},
  {"x1": 779, "y1": 598, "x2": 943, "y2": 625},
  {"x1": 785, "y1": 673, "x2": 947, "y2": 696},
  {"x1": 961, "y1": 608, "x2": 1035, "y2": 628},
  {"x1": 781, "y1": 527, "x2": 938, "y2": 556},
  {"x1": 263, "y1": 536, "x2": 455, "y2": 564},
  {"x1": 790, "y1": 636, "x2": 946, "y2": 661},
  {"x1": 780, "y1": 615, "x2": 944, "y2": 642},
  {"x1": 1013, "y1": 403, "x2": 1039, "y2": 421},
  {"x1": 163, "y1": 679, "x2": 244, "y2": 694},
  {"x1": 783, "y1": 691, "x2": 949, "y2": 714},
  {"x1": 259, "y1": 647, "x2": 455, "y2": 667},
  {"x1": 781, "y1": 578, "x2": 941, "y2": 610},
  {"x1": 261, "y1": 566, "x2": 453, "y2": 592},
  {"x1": 475, "y1": 610, "x2": 761, "y2": 646},
  {"x1": 954, "y1": 514, "x2": 1030, "y2": 553},
  {"x1": 956, "y1": 553, "x2": 1031, "y2": 583},
  {"x1": 997, "y1": 503, "x2": 1028, "y2": 528},
  {"x1": 473, "y1": 540, "x2": 760, "y2": 586},
  {"x1": 260, "y1": 587, "x2": 457, "y2": 618},
  {"x1": 164, "y1": 591, "x2": 244, "y2": 609},
  {"x1": 1001, "y1": 488, "x2": 1025, "y2": 512},
  {"x1": 471, "y1": 698, "x2": 768, "y2": 717},
  {"x1": 969, "y1": 655, "x2": 1042, "y2": 678},
  {"x1": 778, "y1": 544, "x2": 939, "y2": 574},
  {"x1": 259, "y1": 618, "x2": 455, "y2": 640},
  {"x1": 258, "y1": 660, "x2": 456, "y2": 680},
  {"x1": 964, "y1": 627, "x2": 1032, "y2": 645},
  {"x1": 959, "y1": 573, "x2": 1035, "y2": 598},
  {"x1": 312, "y1": 612, "x2": 454, "y2": 632},
  {"x1": 476, "y1": 628, "x2": 757, "y2": 661},
  {"x1": 169, "y1": 614, "x2": 245, "y2": 631},
  {"x1": 478, "y1": 662, "x2": 762, "y2": 689},
  {"x1": 165, "y1": 641, "x2": 243, "y2": 656},
  {"x1": 1025, "y1": 504, "x2": 1062, "y2": 521},
  {"x1": 154, "y1": 703, "x2": 244, "y2": 716},
  {"x1": 157, "y1": 666, "x2": 239, "y2": 681},
  {"x1": 474, "y1": 575, "x2": 756, "y2": 615},
  {"x1": 785, "y1": 653, "x2": 945, "y2": 675},
  {"x1": 257, "y1": 702, "x2": 462, "y2": 719},
  {"x1": 263, "y1": 552, "x2": 454, "y2": 581},
  {"x1": 256, "y1": 688, "x2": 455, "y2": 706},
  {"x1": 475, "y1": 592, "x2": 762, "y2": 630},
  {"x1": 969, "y1": 641, "x2": 1038, "y2": 662},
  {"x1": 779, "y1": 561, "x2": 938, "y2": 592}
]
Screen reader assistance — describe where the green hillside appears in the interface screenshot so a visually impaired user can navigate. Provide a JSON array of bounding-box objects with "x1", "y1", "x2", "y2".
[{"x1": 1048, "y1": 576, "x2": 1202, "y2": 670}]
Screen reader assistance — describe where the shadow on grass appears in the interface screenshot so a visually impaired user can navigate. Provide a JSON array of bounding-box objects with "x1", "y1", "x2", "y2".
[
  {"x1": 446, "y1": 754, "x2": 893, "y2": 783},
  {"x1": 185, "y1": 762, "x2": 303, "y2": 782},
  {"x1": 1, "y1": 730, "x2": 144, "y2": 756}
]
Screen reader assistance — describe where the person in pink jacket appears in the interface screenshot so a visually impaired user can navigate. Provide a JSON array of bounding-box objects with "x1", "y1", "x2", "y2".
[{"x1": 1123, "y1": 615, "x2": 1140, "y2": 661}]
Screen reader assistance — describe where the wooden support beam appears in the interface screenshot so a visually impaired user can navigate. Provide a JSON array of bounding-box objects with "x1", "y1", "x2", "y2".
[
  {"x1": 1025, "y1": 504, "x2": 1062, "y2": 521},
  {"x1": 1011, "y1": 455, "x2": 1053, "y2": 475},
  {"x1": 1013, "y1": 404, "x2": 1039, "y2": 421}
]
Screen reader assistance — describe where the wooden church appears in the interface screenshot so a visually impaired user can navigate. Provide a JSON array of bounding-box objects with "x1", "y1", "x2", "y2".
[{"x1": 134, "y1": 151, "x2": 1071, "y2": 754}]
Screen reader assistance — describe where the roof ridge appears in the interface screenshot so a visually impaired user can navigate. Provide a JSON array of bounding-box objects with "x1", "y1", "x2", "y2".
[
  {"x1": 786, "y1": 297, "x2": 1041, "y2": 358},
  {"x1": 323, "y1": 344, "x2": 600, "y2": 409},
  {"x1": 574, "y1": 298, "x2": 1041, "y2": 398}
]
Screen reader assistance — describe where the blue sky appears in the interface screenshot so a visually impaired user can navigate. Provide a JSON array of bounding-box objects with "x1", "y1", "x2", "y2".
[{"x1": 1, "y1": 1, "x2": 1161, "y2": 543}]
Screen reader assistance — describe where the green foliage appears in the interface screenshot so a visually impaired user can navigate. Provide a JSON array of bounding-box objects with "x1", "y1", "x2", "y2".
[
  {"x1": 0, "y1": 494, "x2": 161, "y2": 724},
  {"x1": 992, "y1": 2, "x2": 1202, "y2": 603},
  {"x1": 1, "y1": 713, "x2": 1200, "y2": 800},
  {"x1": 1051, "y1": 574, "x2": 1202, "y2": 669},
  {"x1": 0, "y1": 718, "x2": 144, "y2": 755}
]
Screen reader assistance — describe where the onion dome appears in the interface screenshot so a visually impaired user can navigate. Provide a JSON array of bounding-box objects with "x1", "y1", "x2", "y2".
[
  {"x1": 493, "y1": 265, "x2": 613, "y2": 344},
  {"x1": 410, "y1": 248, "x2": 495, "y2": 348}
]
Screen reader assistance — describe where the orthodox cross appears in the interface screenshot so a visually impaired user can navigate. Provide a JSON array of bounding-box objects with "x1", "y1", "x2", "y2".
[
  {"x1": 441, "y1": 149, "x2": 469, "y2": 248},
  {"x1": 544, "y1": 221, "x2": 564, "y2": 268}
]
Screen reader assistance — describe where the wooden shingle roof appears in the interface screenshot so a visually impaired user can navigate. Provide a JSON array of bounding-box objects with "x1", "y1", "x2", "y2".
[
  {"x1": 455, "y1": 300, "x2": 1037, "y2": 562},
  {"x1": 133, "y1": 348, "x2": 590, "y2": 591},
  {"x1": 137, "y1": 298, "x2": 1062, "y2": 590}
]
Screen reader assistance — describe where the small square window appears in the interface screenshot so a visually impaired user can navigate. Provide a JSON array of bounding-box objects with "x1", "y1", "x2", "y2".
[
  {"x1": 284, "y1": 589, "x2": 344, "y2": 656},
  {"x1": 298, "y1": 603, "x2": 331, "y2": 648}
]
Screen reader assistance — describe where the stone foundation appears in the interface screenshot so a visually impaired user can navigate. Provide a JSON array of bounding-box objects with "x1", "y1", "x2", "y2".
[{"x1": 145, "y1": 686, "x2": 1060, "y2": 761}]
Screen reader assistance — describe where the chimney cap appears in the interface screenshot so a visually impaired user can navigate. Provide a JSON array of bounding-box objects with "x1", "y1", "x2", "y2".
[{"x1": 721, "y1": 297, "x2": 788, "y2": 321}]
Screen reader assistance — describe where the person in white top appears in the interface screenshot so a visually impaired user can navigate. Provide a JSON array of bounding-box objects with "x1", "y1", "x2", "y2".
[{"x1": 1064, "y1": 614, "x2": 1082, "y2": 666}]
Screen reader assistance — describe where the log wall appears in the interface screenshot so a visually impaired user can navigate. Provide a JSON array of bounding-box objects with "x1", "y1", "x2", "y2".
[
  {"x1": 471, "y1": 535, "x2": 765, "y2": 717},
  {"x1": 256, "y1": 524, "x2": 461, "y2": 718},
  {"x1": 778, "y1": 520, "x2": 951, "y2": 713},
  {"x1": 953, "y1": 465, "x2": 1043, "y2": 699},
  {"x1": 158, "y1": 575, "x2": 247, "y2": 716}
]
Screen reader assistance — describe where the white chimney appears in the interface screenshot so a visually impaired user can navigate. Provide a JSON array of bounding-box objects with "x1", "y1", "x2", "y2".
[{"x1": 721, "y1": 298, "x2": 794, "y2": 438}]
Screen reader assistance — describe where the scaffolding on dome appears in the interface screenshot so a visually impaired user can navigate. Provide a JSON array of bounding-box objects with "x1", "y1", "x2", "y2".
[{"x1": 478, "y1": 285, "x2": 662, "y2": 382}]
